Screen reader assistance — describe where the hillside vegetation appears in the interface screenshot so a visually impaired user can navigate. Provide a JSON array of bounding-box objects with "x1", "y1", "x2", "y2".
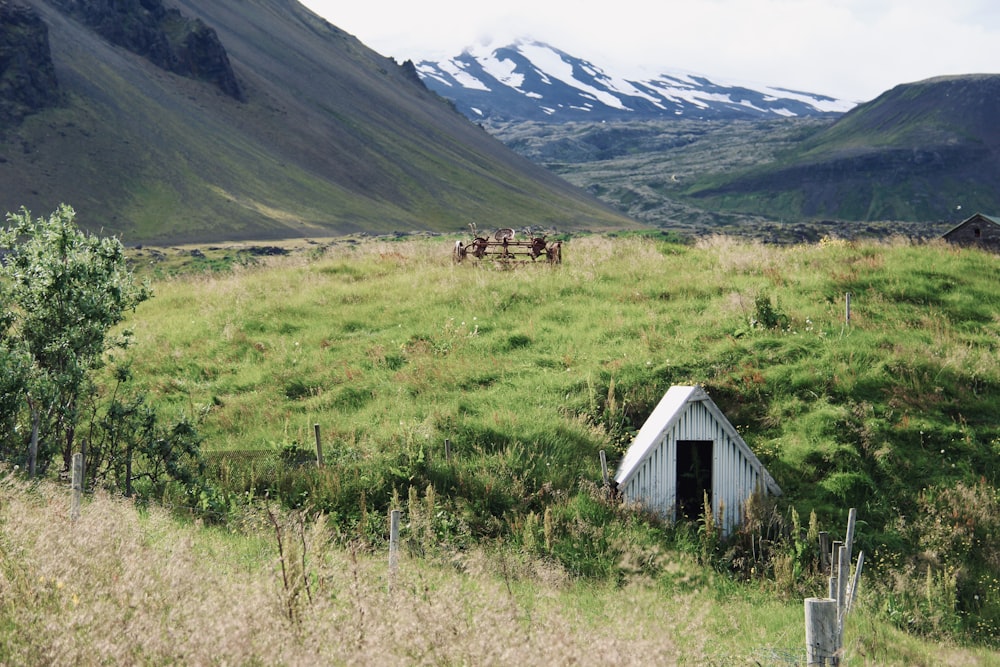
[
  {"x1": 91, "y1": 232, "x2": 1000, "y2": 651},
  {"x1": 3, "y1": 230, "x2": 1000, "y2": 662},
  {"x1": 7, "y1": 474, "x2": 1000, "y2": 665}
]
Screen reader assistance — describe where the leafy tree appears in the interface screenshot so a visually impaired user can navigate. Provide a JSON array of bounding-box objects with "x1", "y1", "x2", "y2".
[
  {"x1": 81, "y1": 362, "x2": 203, "y2": 499},
  {"x1": 0, "y1": 204, "x2": 150, "y2": 475},
  {"x1": 0, "y1": 347, "x2": 31, "y2": 464}
]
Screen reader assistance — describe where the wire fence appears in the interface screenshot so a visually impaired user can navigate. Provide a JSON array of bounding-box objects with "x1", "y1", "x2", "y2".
[
  {"x1": 703, "y1": 647, "x2": 803, "y2": 666},
  {"x1": 202, "y1": 448, "x2": 318, "y2": 475}
]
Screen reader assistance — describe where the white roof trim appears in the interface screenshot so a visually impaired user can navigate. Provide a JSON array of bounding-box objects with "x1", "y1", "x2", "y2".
[
  {"x1": 614, "y1": 385, "x2": 781, "y2": 495},
  {"x1": 614, "y1": 385, "x2": 698, "y2": 485}
]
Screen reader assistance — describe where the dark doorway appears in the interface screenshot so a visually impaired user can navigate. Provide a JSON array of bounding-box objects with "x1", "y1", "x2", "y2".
[{"x1": 676, "y1": 440, "x2": 713, "y2": 520}]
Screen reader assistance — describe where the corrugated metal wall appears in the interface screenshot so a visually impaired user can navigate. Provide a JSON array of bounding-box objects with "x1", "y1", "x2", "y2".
[{"x1": 621, "y1": 400, "x2": 765, "y2": 534}]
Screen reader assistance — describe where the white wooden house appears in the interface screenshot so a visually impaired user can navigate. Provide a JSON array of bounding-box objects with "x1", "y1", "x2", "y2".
[{"x1": 614, "y1": 385, "x2": 781, "y2": 535}]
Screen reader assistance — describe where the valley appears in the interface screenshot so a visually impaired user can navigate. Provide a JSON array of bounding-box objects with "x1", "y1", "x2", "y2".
[
  {"x1": 485, "y1": 117, "x2": 956, "y2": 242},
  {"x1": 417, "y1": 40, "x2": 1000, "y2": 235}
]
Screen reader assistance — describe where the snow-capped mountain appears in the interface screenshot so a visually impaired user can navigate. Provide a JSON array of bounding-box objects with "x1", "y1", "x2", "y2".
[{"x1": 416, "y1": 39, "x2": 855, "y2": 122}]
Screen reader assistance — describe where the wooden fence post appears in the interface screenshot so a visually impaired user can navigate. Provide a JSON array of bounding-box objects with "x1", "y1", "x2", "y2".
[
  {"x1": 808, "y1": 508, "x2": 862, "y2": 666},
  {"x1": 444, "y1": 438, "x2": 451, "y2": 463},
  {"x1": 818, "y1": 531, "x2": 830, "y2": 573},
  {"x1": 599, "y1": 450, "x2": 609, "y2": 487},
  {"x1": 313, "y1": 423, "x2": 324, "y2": 468},
  {"x1": 845, "y1": 292, "x2": 852, "y2": 324},
  {"x1": 125, "y1": 442, "x2": 133, "y2": 498},
  {"x1": 388, "y1": 508, "x2": 401, "y2": 590},
  {"x1": 829, "y1": 540, "x2": 842, "y2": 598},
  {"x1": 805, "y1": 597, "x2": 840, "y2": 665},
  {"x1": 846, "y1": 551, "x2": 865, "y2": 615},
  {"x1": 28, "y1": 409, "x2": 39, "y2": 479},
  {"x1": 844, "y1": 508, "x2": 856, "y2": 564},
  {"x1": 837, "y1": 544, "x2": 850, "y2": 624},
  {"x1": 70, "y1": 452, "x2": 83, "y2": 521}
]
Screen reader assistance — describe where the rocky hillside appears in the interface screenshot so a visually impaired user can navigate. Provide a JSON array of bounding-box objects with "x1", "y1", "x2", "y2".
[
  {"x1": 486, "y1": 116, "x2": 848, "y2": 242},
  {"x1": 46, "y1": 0, "x2": 243, "y2": 100},
  {"x1": 0, "y1": 0, "x2": 634, "y2": 244},
  {"x1": 0, "y1": 1, "x2": 60, "y2": 124},
  {"x1": 483, "y1": 74, "x2": 1000, "y2": 236}
]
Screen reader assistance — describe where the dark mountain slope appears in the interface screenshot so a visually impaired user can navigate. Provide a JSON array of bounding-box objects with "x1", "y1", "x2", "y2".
[
  {"x1": 0, "y1": 1, "x2": 60, "y2": 124},
  {"x1": 0, "y1": 0, "x2": 634, "y2": 243},
  {"x1": 685, "y1": 74, "x2": 1000, "y2": 223},
  {"x1": 46, "y1": 0, "x2": 243, "y2": 99}
]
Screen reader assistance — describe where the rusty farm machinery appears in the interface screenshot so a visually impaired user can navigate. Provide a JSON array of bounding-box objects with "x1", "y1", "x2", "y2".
[{"x1": 452, "y1": 225, "x2": 562, "y2": 265}]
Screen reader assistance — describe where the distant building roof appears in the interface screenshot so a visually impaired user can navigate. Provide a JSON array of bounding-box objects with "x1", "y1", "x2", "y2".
[{"x1": 942, "y1": 213, "x2": 1000, "y2": 245}]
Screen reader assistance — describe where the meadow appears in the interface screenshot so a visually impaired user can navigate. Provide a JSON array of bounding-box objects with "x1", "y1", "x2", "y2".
[
  {"x1": 3, "y1": 471, "x2": 998, "y2": 665},
  {"x1": 3, "y1": 232, "x2": 999, "y2": 664}
]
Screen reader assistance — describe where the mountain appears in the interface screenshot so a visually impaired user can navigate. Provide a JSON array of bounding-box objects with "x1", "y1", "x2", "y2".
[
  {"x1": 0, "y1": 0, "x2": 635, "y2": 244},
  {"x1": 417, "y1": 40, "x2": 1000, "y2": 229},
  {"x1": 0, "y1": 2, "x2": 60, "y2": 124},
  {"x1": 416, "y1": 39, "x2": 854, "y2": 123},
  {"x1": 685, "y1": 74, "x2": 1000, "y2": 223}
]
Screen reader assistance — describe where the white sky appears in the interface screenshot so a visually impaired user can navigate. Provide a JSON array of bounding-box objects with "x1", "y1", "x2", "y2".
[{"x1": 299, "y1": 0, "x2": 999, "y2": 103}]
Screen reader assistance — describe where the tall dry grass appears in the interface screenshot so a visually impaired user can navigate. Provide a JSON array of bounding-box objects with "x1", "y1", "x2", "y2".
[
  {"x1": 4, "y1": 476, "x2": 999, "y2": 665},
  {"x1": 0, "y1": 473, "x2": 703, "y2": 665}
]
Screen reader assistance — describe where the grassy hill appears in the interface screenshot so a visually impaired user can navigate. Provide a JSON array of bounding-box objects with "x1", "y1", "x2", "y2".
[
  {"x1": 96, "y1": 232, "x2": 1000, "y2": 651},
  {"x1": 0, "y1": 0, "x2": 635, "y2": 243},
  {"x1": 2, "y1": 232, "x2": 999, "y2": 661}
]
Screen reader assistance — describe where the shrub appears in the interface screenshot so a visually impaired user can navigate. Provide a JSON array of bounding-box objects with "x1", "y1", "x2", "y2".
[{"x1": 0, "y1": 205, "x2": 150, "y2": 474}]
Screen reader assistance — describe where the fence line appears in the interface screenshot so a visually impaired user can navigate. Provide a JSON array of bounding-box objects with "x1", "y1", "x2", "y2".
[
  {"x1": 804, "y1": 507, "x2": 864, "y2": 666},
  {"x1": 70, "y1": 452, "x2": 83, "y2": 521}
]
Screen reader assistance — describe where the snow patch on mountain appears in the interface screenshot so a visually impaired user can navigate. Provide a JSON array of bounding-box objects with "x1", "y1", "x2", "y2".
[
  {"x1": 426, "y1": 59, "x2": 491, "y2": 92},
  {"x1": 416, "y1": 39, "x2": 855, "y2": 122},
  {"x1": 517, "y1": 42, "x2": 630, "y2": 110},
  {"x1": 468, "y1": 42, "x2": 525, "y2": 91}
]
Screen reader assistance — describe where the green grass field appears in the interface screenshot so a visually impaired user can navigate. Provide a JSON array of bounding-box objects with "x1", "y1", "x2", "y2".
[{"x1": 5, "y1": 232, "x2": 998, "y2": 663}]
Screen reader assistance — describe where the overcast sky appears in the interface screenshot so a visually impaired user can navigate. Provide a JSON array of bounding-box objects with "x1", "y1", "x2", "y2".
[{"x1": 299, "y1": 0, "x2": 998, "y2": 102}]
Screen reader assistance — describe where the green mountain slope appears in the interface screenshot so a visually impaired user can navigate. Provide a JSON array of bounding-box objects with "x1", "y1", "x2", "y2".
[
  {"x1": 685, "y1": 74, "x2": 1000, "y2": 223},
  {"x1": 0, "y1": 0, "x2": 635, "y2": 243}
]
